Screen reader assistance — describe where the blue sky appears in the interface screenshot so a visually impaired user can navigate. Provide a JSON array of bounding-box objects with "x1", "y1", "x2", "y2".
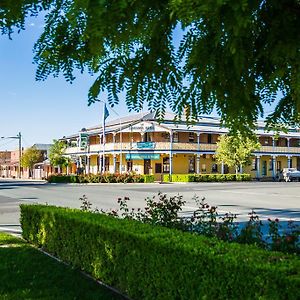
[
  {"x1": 0, "y1": 15, "x2": 276, "y2": 152},
  {"x1": 0, "y1": 16, "x2": 133, "y2": 151}
]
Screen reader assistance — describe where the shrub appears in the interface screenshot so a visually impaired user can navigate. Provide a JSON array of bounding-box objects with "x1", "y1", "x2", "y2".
[
  {"x1": 21, "y1": 205, "x2": 300, "y2": 300},
  {"x1": 163, "y1": 174, "x2": 252, "y2": 182},
  {"x1": 47, "y1": 173, "x2": 152, "y2": 184},
  {"x1": 142, "y1": 175, "x2": 155, "y2": 183}
]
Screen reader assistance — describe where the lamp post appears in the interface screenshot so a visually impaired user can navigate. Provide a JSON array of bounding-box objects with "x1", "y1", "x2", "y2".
[
  {"x1": 96, "y1": 100, "x2": 123, "y2": 174},
  {"x1": 0, "y1": 132, "x2": 22, "y2": 178}
]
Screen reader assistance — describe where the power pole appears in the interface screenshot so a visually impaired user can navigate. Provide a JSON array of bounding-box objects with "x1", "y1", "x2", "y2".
[{"x1": 18, "y1": 132, "x2": 22, "y2": 179}]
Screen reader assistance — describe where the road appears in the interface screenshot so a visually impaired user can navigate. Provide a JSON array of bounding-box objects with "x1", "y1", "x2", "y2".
[{"x1": 0, "y1": 179, "x2": 299, "y2": 233}]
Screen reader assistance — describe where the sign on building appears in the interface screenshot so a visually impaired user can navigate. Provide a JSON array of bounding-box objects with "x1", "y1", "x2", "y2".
[{"x1": 79, "y1": 133, "x2": 89, "y2": 150}]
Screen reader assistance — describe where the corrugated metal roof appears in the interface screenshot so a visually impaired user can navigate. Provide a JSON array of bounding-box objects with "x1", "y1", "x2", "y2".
[{"x1": 60, "y1": 111, "x2": 300, "y2": 139}]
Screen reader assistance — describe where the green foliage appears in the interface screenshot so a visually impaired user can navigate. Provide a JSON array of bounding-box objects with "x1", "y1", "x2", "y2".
[
  {"x1": 47, "y1": 173, "x2": 154, "y2": 183},
  {"x1": 1, "y1": 1, "x2": 299, "y2": 132},
  {"x1": 163, "y1": 173, "x2": 251, "y2": 182},
  {"x1": 215, "y1": 134, "x2": 260, "y2": 174},
  {"x1": 20, "y1": 204, "x2": 300, "y2": 300},
  {"x1": 49, "y1": 140, "x2": 70, "y2": 168},
  {"x1": 101, "y1": 193, "x2": 299, "y2": 254},
  {"x1": 0, "y1": 232, "x2": 122, "y2": 299},
  {"x1": 21, "y1": 146, "x2": 43, "y2": 169}
]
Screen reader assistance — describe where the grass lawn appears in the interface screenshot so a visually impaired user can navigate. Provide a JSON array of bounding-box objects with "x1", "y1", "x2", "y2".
[{"x1": 0, "y1": 232, "x2": 124, "y2": 300}]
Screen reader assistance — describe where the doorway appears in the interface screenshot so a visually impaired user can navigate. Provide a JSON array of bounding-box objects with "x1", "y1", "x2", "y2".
[
  {"x1": 144, "y1": 159, "x2": 151, "y2": 175},
  {"x1": 262, "y1": 160, "x2": 267, "y2": 176}
]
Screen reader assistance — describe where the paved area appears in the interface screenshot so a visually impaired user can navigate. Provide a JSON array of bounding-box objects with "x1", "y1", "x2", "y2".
[{"x1": 0, "y1": 179, "x2": 299, "y2": 232}]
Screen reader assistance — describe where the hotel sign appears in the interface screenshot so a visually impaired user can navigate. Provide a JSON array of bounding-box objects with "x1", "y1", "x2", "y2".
[
  {"x1": 131, "y1": 122, "x2": 155, "y2": 132},
  {"x1": 136, "y1": 142, "x2": 155, "y2": 149},
  {"x1": 126, "y1": 154, "x2": 160, "y2": 160},
  {"x1": 79, "y1": 133, "x2": 89, "y2": 150}
]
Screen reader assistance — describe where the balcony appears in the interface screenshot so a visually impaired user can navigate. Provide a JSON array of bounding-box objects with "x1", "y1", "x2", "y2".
[
  {"x1": 259, "y1": 146, "x2": 300, "y2": 154},
  {"x1": 65, "y1": 143, "x2": 299, "y2": 156}
]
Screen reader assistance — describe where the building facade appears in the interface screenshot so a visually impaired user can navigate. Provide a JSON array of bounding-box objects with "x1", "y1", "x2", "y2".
[{"x1": 61, "y1": 112, "x2": 300, "y2": 180}]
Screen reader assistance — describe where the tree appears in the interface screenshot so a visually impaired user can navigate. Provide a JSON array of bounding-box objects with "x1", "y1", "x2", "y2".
[
  {"x1": 1, "y1": 1, "x2": 299, "y2": 133},
  {"x1": 21, "y1": 147, "x2": 43, "y2": 177},
  {"x1": 49, "y1": 140, "x2": 70, "y2": 171},
  {"x1": 215, "y1": 134, "x2": 260, "y2": 174}
]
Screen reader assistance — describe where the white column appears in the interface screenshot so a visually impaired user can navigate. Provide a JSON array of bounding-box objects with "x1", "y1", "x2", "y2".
[
  {"x1": 240, "y1": 164, "x2": 243, "y2": 174},
  {"x1": 196, "y1": 155, "x2": 200, "y2": 174},
  {"x1": 86, "y1": 155, "x2": 90, "y2": 174},
  {"x1": 287, "y1": 138, "x2": 290, "y2": 148},
  {"x1": 272, "y1": 137, "x2": 275, "y2": 147},
  {"x1": 169, "y1": 154, "x2": 173, "y2": 177},
  {"x1": 98, "y1": 154, "x2": 102, "y2": 174},
  {"x1": 113, "y1": 155, "x2": 117, "y2": 173},
  {"x1": 221, "y1": 161, "x2": 224, "y2": 174},
  {"x1": 169, "y1": 131, "x2": 173, "y2": 178},
  {"x1": 197, "y1": 132, "x2": 201, "y2": 151},
  {"x1": 256, "y1": 156, "x2": 261, "y2": 179},
  {"x1": 272, "y1": 156, "x2": 276, "y2": 178},
  {"x1": 287, "y1": 156, "x2": 292, "y2": 168}
]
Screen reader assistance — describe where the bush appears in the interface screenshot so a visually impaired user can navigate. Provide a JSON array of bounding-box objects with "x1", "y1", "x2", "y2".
[
  {"x1": 163, "y1": 174, "x2": 252, "y2": 182},
  {"x1": 47, "y1": 173, "x2": 153, "y2": 184},
  {"x1": 21, "y1": 204, "x2": 300, "y2": 300}
]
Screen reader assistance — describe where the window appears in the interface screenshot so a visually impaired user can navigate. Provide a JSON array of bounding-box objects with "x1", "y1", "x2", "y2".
[
  {"x1": 173, "y1": 132, "x2": 179, "y2": 143},
  {"x1": 127, "y1": 160, "x2": 132, "y2": 172},
  {"x1": 207, "y1": 134, "x2": 212, "y2": 144},
  {"x1": 189, "y1": 132, "x2": 195, "y2": 143},
  {"x1": 155, "y1": 163, "x2": 162, "y2": 173},
  {"x1": 276, "y1": 161, "x2": 281, "y2": 171},
  {"x1": 212, "y1": 163, "x2": 218, "y2": 173},
  {"x1": 269, "y1": 158, "x2": 273, "y2": 171},
  {"x1": 188, "y1": 156, "x2": 195, "y2": 173},
  {"x1": 144, "y1": 132, "x2": 152, "y2": 142},
  {"x1": 252, "y1": 158, "x2": 257, "y2": 171},
  {"x1": 162, "y1": 132, "x2": 170, "y2": 142},
  {"x1": 163, "y1": 157, "x2": 170, "y2": 173}
]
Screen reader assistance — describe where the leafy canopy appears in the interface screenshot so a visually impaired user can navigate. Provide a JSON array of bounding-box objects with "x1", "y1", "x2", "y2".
[
  {"x1": 215, "y1": 134, "x2": 260, "y2": 173},
  {"x1": 1, "y1": 0, "x2": 299, "y2": 133},
  {"x1": 49, "y1": 139, "x2": 70, "y2": 167},
  {"x1": 21, "y1": 147, "x2": 43, "y2": 169}
]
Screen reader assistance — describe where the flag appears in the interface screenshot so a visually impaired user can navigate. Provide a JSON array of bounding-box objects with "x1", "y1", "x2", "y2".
[{"x1": 102, "y1": 103, "x2": 109, "y2": 144}]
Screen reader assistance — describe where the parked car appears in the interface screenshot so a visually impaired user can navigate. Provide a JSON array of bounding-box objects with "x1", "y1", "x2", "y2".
[{"x1": 281, "y1": 168, "x2": 300, "y2": 182}]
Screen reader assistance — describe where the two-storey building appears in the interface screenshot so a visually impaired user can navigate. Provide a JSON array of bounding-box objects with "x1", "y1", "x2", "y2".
[{"x1": 61, "y1": 112, "x2": 300, "y2": 180}]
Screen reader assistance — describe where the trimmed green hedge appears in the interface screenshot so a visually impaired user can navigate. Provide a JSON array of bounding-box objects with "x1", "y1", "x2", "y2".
[
  {"x1": 163, "y1": 173, "x2": 252, "y2": 182},
  {"x1": 47, "y1": 174, "x2": 154, "y2": 183},
  {"x1": 20, "y1": 205, "x2": 300, "y2": 300}
]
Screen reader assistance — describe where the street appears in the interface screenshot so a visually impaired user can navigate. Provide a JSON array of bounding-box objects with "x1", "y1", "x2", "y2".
[{"x1": 0, "y1": 179, "x2": 299, "y2": 233}]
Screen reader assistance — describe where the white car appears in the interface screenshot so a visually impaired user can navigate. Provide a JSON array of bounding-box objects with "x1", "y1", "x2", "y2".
[{"x1": 282, "y1": 168, "x2": 300, "y2": 182}]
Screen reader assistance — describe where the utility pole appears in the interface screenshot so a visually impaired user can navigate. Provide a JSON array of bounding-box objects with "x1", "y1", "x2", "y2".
[
  {"x1": 18, "y1": 132, "x2": 22, "y2": 179},
  {"x1": 1, "y1": 132, "x2": 22, "y2": 178}
]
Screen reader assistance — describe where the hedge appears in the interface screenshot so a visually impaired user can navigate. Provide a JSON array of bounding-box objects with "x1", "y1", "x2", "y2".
[
  {"x1": 163, "y1": 173, "x2": 252, "y2": 182},
  {"x1": 47, "y1": 174, "x2": 154, "y2": 184},
  {"x1": 20, "y1": 205, "x2": 300, "y2": 300}
]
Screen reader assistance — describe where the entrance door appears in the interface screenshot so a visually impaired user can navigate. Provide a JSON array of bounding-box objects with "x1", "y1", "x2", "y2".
[
  {"x1": 262, "y1": 160, "x2": 267, "y2": 176},
  {"x1": 144, "y1": 159, "x2": 151, "y2": 175}
]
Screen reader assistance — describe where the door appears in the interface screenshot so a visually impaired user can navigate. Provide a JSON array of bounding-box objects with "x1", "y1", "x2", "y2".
[
  {"x1": 144, "y1": 159, "x2": 151, "y2": 175},
  {"x1": 262, "y1": 160, "x2": 267, "y2": 176}
]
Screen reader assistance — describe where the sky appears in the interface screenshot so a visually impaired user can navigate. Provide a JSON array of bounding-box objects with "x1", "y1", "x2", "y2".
[
  {"x1": 0, "y1": 15, "x2": 133, "y2": 152},
  {"x1": 0, "y1": 14, "x2": 276, "y2": 152}
]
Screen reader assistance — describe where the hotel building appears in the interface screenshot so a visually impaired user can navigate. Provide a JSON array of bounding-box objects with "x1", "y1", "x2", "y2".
[{"x1": 62, "y1": 112, "x2": 300, "y2": 180}]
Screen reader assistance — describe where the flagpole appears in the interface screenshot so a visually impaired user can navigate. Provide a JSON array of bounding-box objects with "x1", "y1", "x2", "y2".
[{"x1": 102, "y1": 102, "x2": 106, "y2": 174}]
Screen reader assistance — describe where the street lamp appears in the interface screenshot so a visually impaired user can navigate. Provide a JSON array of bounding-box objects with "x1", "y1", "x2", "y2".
[
  {"x1": 95, "y1": 100, "x2": 123, "y2": 174},
  {"x1": 0, "y1": 132, "x2": 22, "y2": 178}
]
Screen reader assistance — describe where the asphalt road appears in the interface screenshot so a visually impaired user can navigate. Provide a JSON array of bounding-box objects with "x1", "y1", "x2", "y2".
[{"x1": 0, "y1": 179, "x2": 299, "y2": 233}]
